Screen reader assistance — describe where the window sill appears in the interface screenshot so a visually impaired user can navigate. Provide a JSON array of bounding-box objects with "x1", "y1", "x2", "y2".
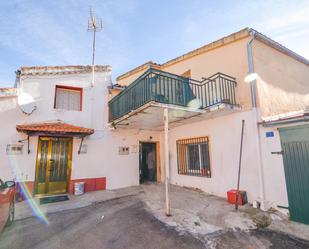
[
  {"x1": 178, "y1": 173, "x2": 211, "y2": 178},
  {"x1": 54, "y1": 108, "x2": 82, "y2": 112}
]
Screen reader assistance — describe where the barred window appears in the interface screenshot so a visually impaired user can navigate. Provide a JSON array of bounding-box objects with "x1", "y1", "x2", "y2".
[
  {"x1": 177, "y1": 137, "x2": 211, "y2": 177},
  {"x1": 54, "y1": 86, "x2": 82, "y2": 111}
]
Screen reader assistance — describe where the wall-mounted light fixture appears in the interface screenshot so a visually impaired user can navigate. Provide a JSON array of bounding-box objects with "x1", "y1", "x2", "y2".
[{"x1": 244, "y1": 73, "x2": 258, "y2": 83}]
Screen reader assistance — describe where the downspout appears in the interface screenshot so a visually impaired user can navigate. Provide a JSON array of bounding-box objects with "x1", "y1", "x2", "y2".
[
  {"x1": 247, "y1": 30, "x2": 257, "y2": 108},
  {"x1": 247, "y1": 30, "x2": 267, "y2": 210}
]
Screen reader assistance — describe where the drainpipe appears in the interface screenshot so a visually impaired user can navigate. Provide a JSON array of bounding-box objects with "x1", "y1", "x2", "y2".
[
  {"x1": 247, "y1": 31, "x2": 257, "y2": 108},
  {"x1": 247, "y1": 30, "x2": 267, "y2": 210}
]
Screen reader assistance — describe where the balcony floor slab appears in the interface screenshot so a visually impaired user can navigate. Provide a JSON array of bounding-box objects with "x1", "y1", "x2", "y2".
[{"x1": 111, "y1": 102, "x2": 240, "y2": 131}]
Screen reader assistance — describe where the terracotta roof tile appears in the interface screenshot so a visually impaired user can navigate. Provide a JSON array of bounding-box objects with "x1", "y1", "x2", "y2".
[{"x1": 16, "y1": 121, "x2": 94, "y2": 136}]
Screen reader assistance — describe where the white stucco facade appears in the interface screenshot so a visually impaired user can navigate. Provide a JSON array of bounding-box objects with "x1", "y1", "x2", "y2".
[
  {"x1": 0, "y1": 65, "x2": 303, "y2": 211},
  {"x1": 168, "y1": 110, "x2": 260, "y2": 202},
  {"x1": 0, "y1": 66, "x2": 164, "y2": 193},
  {"x1": 1, "y1": 28, "x2": 308, "y2": 220},
  {"x1": 111, "y1": 28, "x2": 309, "y2": 215}
]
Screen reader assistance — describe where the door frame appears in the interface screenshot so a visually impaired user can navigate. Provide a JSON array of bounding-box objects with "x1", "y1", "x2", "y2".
[
  {"x1": 139, "y1": 141, "x2": 161, "y2": 183},
  {"x1": 34, "y1": 136, "x2": 73, "y2": 196}
]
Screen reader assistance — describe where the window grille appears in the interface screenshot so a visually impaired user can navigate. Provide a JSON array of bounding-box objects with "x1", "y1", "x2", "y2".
[{"x1": 177, "y1": 137, "x2": 211, "y2": 177}]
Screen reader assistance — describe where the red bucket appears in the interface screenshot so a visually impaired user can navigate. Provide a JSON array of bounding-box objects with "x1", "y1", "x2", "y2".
[{"x1": 227, "y1": 189, "x2": 247, "y2": 205}]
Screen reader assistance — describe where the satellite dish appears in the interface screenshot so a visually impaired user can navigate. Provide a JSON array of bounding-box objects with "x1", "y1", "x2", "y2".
[{"x1": 18, "y1": 92, "x2": 37, "y2": 115}]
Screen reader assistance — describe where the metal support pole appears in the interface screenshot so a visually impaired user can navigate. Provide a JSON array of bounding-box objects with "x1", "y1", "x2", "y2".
[
  {"x1": 91, "y1": 29, "x2": 96, "y2": 88},
  {"x1": 27, "y1": 135, "x2": 30, "y2": 154},
  {"x1": 164, "y1": 108, "x2": 171, "y2": 216},
  {"x1": 90, "y1": 29, "x2": 96, "y2": 127},
  {"x1": 235, "y1": 120, "x2": 245, "y2": 210},
  {"x1": 78, "y1": 137, "x2": 85, "y2": 155}
]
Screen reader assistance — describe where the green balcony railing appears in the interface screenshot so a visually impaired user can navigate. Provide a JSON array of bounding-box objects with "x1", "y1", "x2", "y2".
[{"x1": 109, "y1": 68, "x2": 237, "y2": 122}]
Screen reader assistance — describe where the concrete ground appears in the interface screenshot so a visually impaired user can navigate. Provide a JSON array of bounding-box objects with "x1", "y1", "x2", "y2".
[
  {"x1": 1, "y1": 183, "x2": 309, "y2": 249},
  {"x1": 140, "y1": 184, "x2": 309, "y2": 242},
  {"x1": 15, "y1": 186, "x2": 143, "y2": 220},
  {"x1": 1, "y1": 197, "x2": 206, "y2": 249}
]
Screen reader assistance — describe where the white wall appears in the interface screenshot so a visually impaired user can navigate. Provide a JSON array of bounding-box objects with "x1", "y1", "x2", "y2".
[
  {"x1": 168, "y1": 110, "x2": 261, "y2": 203},
  {"x1": 259, "y1": 124, "x2": 299, "y2": 208},
  {"x1": 103, "y1": 129, "x2": 163, "y2": 189},
  {"x1": 0, "y1": 71, "x2": 110, "y2": 183},
  {"x1": 165, "y1": 108, "x2": 296, "y2": 208},
  {"x1": 0, "y1": 97, "x2": 37, "y2": 182},
  {"x1": 0, "y1": 70, "x2": 166, "y2": 191},
  {"x1": 0, "y1": 68, "x2": 292, "y2": 204}
]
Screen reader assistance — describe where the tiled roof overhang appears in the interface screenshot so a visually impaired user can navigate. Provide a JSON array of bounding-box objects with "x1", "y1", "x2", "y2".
[{"x1": 16, "y1": 121, "x2": 94, "y2": 137}]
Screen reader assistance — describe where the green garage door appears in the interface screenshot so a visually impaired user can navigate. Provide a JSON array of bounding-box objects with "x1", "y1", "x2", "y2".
[{"x1": 279, "y1": 125, "x2": 309, "y2": 224}]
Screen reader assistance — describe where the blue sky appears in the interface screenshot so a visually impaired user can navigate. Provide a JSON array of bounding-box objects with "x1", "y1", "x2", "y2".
[{"x1": 0, "y1": 0, "x2": 308, "y2": 87}]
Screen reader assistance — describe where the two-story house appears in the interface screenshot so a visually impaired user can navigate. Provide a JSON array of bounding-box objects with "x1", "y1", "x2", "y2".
[
  {"x1": 0, "y1": 66, "x2": 112, "y2": 196},
  {"x1": 0, "y1": 65, "x2": 163, "y2": 197},
  {"x1": 1, "y1": 28, "x2": 308, "y2": 224},
  {"x1": 109, "y1": 28, "x2": 309, "y2": 224}
]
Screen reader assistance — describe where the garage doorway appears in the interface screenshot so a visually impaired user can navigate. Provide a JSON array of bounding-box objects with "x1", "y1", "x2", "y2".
[
  {"x1": 279, "y1": 125, "x2": 309, "y2": 224},
  {"x1": 139, "y1": 142, "x2": 157, "y2": 183}
]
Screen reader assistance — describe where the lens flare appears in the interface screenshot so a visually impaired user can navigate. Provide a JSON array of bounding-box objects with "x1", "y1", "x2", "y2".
[
  {"x1": 8, "y1": 156, "x2": 49, "y2": 225},
  {"x1": 171, "y1": 109, "x2": 186, "y2": 118},
  {"x1": 187, "y1": 98, "x2": 202, "y2": 110}
]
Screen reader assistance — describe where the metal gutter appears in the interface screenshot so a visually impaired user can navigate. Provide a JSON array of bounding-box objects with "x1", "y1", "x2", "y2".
[
  {"x1": 247, "y1": 30, "x2": 257, "y2": 108},
  {"x1": 261, "y1": 113, "x2": 309, "y2": 127},
  {"x1": 247, "y1": 30, "x2": 267, "y2": 210},
  {"x1": 250, "y1": 29, "x2": 309, "y2": 66}
]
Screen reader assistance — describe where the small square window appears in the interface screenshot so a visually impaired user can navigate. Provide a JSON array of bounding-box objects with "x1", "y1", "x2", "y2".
[
  {"x1": 54, "y1": 85, "x2": 82, "y2": 111},
  {"x1": 177, "y1": 137, "x2": 211, "y2": 177}
]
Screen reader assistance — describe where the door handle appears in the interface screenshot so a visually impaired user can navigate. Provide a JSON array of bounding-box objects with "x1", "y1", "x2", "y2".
[{"x1": 49, "y1": 160, "x2": 55, "y2": 171}]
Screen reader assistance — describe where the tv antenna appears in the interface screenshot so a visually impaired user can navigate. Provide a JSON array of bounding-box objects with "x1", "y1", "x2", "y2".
[{"x1": 87, "y1": 6, "x2": 103, "y2": 87}]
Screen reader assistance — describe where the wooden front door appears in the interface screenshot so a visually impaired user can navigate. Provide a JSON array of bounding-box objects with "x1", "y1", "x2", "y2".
[{"x1": 35, "y1": 137, "x2": 72, "y2": 195}]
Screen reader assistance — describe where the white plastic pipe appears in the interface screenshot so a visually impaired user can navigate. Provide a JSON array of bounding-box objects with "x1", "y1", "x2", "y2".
[{"x1": 247, "y1": 30, "x2": 266, "y2": 210}]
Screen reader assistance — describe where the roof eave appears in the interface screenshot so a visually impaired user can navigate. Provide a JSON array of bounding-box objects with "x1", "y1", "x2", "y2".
[
  {"x1": 116, "y1": 28, "x2": 250, "y2": 82},
  {"x1": 16, "y1": 129, "x2": 94, "y2": 137},
  {"x1": 249, "y1": 28, "x2": 309, "y2": 66}
]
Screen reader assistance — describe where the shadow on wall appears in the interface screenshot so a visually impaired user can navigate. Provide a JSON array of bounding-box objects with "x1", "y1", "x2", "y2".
[{"x1": 256, "y1": 75, "x2": 309, "y2": 117}]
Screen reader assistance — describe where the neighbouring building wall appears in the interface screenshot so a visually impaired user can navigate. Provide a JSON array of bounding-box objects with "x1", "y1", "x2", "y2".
[
  {"x1": 0, "y1": 71, "x2": 112, "y2": 191},
  {"x1": 117, "y1": 67, "x2": 148, "y2": 87},
  {"x1": 0, "y1": 69, "x2": 165, "y2": 194},
  {"x1": 168, "y1": 110, "x2": 262, "y2": 203},
  {"x1": 259, "y1": 126, "x2": 288, "y2": 208},
  {"x1": 252, "y1": 39, "x2": 309, "y2": 118}
]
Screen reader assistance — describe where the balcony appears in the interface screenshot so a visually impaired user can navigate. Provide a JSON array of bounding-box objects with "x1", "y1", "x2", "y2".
[{"x1": 109, "y1": 68, "x2": 239, "y2": 130}]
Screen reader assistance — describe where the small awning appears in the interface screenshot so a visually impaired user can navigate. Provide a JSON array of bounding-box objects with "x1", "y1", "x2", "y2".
[{"x1": 16, "y1": 121, "x2": 94, "y2": 137}]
